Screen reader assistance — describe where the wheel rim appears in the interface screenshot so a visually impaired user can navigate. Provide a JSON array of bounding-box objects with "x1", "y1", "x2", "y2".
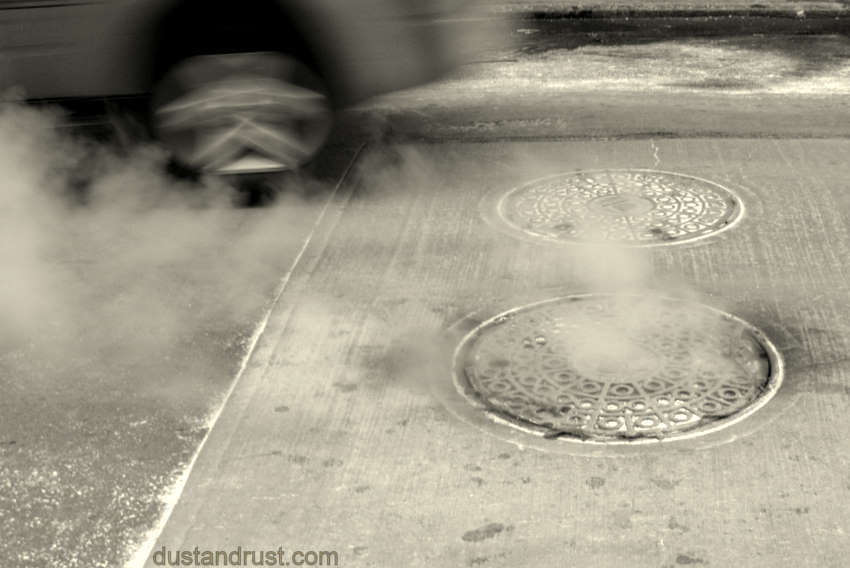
[{"x1": 152, "y1": 52, "x2": 333, "y2": 174}]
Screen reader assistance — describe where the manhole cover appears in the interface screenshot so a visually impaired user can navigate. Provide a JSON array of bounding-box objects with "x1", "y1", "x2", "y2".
[
  {"x1": 495, "y1": 169, "x2": 743, "y2": 245},
  {"x1": 454, "y1": 295, "x2": 782, "y2": 443}
]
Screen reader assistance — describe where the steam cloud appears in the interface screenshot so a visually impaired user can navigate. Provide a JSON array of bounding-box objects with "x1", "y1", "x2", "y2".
[{"x1": 0, "y1": 101, "x2": 326, "y2": 395}]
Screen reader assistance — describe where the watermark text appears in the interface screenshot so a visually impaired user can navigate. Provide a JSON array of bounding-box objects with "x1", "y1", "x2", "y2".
[{"x1": 151, "y1": 546, "x2": 339, "y2": 566}]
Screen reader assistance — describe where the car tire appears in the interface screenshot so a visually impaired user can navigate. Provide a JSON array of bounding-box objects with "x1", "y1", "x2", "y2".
[{"x1": 150, "y1": 50, "x2": 333, "y2": 175}]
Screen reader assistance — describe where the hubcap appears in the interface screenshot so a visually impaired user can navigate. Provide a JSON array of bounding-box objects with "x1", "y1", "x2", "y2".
[{"x1": 153, "y1": 52, "x2": 333, "y2": 174}]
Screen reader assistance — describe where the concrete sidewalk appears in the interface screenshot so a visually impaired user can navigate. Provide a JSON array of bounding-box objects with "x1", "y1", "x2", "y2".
[{"x1": 142, "y1": 137, "x2": 850, "y2": 568}]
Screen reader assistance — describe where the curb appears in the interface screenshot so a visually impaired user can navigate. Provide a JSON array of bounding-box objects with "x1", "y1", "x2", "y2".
[
  {"x1": 483, "y1": 2, "x2": 849, "y2": 19},
  {"x1": 479, "y1": 4, "x2": 850, "y2": 37},
  {"x1": 511, "y1": 10, "x2": 850, "y2": 19}
]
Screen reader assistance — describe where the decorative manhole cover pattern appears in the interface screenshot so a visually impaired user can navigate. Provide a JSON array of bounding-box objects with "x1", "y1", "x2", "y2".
[
  {"x1": 454, "y1": 295, "x2": 782, "y2": 443},
  {"x1": 496, "y1": 170, "x2": 743, "y2": 245}
]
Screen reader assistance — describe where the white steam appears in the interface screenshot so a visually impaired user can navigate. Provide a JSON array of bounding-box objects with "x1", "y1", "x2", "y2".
[{"x1": 0, "y1": 101, "x2": 324, "y2": 388}]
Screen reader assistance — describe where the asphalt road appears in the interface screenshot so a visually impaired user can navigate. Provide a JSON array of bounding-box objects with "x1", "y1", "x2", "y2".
[{"x1": 2, "y1": 14, "x2": 849, "y2": 568}]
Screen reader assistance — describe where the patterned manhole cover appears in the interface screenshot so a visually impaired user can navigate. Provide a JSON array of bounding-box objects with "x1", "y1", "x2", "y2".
[
  {"x1": 495, "y1": 169, "x2": 743, "y2": 245},
  {"x1": 454, "y1": 295, "x2": 782, "y2": 443}
]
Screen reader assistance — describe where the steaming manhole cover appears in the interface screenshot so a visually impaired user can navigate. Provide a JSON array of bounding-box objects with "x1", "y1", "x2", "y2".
[
  {"x1": 454, "y1": 295, "x2": 782, "y2": 443},
  {"x1": 495, "y1": 169, "x2": 742, "y2": 245}
]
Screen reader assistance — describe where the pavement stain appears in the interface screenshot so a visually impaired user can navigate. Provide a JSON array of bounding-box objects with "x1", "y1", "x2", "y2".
[
  {"x1": 462, "y1": 523, "x2": 514, "y2": 543},
  {"x1": 332, "y1": 382, "x2": 358, "y2": 392},
  {"x1": 676, "y1": 553, "x2": 707, "y2": 565},
  {"x1": 587, "y1": 476, "x2": 606, "y2": 489},
  {"x1": 273, "y1": 405, "x2": 290, "y2": 413},
  {"x1": 651, "y1": 478, "x2": 682, "y2": 490}
]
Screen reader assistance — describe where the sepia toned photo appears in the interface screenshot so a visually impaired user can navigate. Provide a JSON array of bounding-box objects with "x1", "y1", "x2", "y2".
[{"x1": 1, "y1": 1, "x2": 848, "y2": 566}]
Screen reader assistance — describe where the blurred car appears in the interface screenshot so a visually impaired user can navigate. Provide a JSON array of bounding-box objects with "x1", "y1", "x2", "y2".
[{"x1": 0, "y1": 0, "x2": 498, "y2": 174}]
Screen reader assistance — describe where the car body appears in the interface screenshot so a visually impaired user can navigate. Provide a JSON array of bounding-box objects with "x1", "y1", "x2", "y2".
[
  {"x1": 1, "y1": 0, "x2": 498, "y2": 173},
  {"x1": 1, "y1": 0, "x2": 488, "y2": 102}
]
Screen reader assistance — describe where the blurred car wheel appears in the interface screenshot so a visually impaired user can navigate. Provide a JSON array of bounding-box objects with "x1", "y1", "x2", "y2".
[{"x1": 151, "y1": 51, "x2": 333, "y2": 175}]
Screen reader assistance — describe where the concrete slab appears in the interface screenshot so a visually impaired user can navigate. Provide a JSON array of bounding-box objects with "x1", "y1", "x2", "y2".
[{"x1": 143, "y1": 139, "x2": 850, "y2": 567}]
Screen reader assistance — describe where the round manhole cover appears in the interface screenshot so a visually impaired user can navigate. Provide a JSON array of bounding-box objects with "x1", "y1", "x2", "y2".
[
  {"x1": 454, "y1": 295, "x2": 782, "y2": 444},
  {"x1": 494, "y1": 169, "x2": 743, "y2": 245}
]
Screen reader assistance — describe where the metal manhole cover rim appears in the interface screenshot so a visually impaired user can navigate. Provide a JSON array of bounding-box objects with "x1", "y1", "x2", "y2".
[
  {"x1": 451, "y1": 293, "x2": 784, "y2": 446},
  {"x1": 488, "y1": 168, "x2": 746, "y2": 248}
]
